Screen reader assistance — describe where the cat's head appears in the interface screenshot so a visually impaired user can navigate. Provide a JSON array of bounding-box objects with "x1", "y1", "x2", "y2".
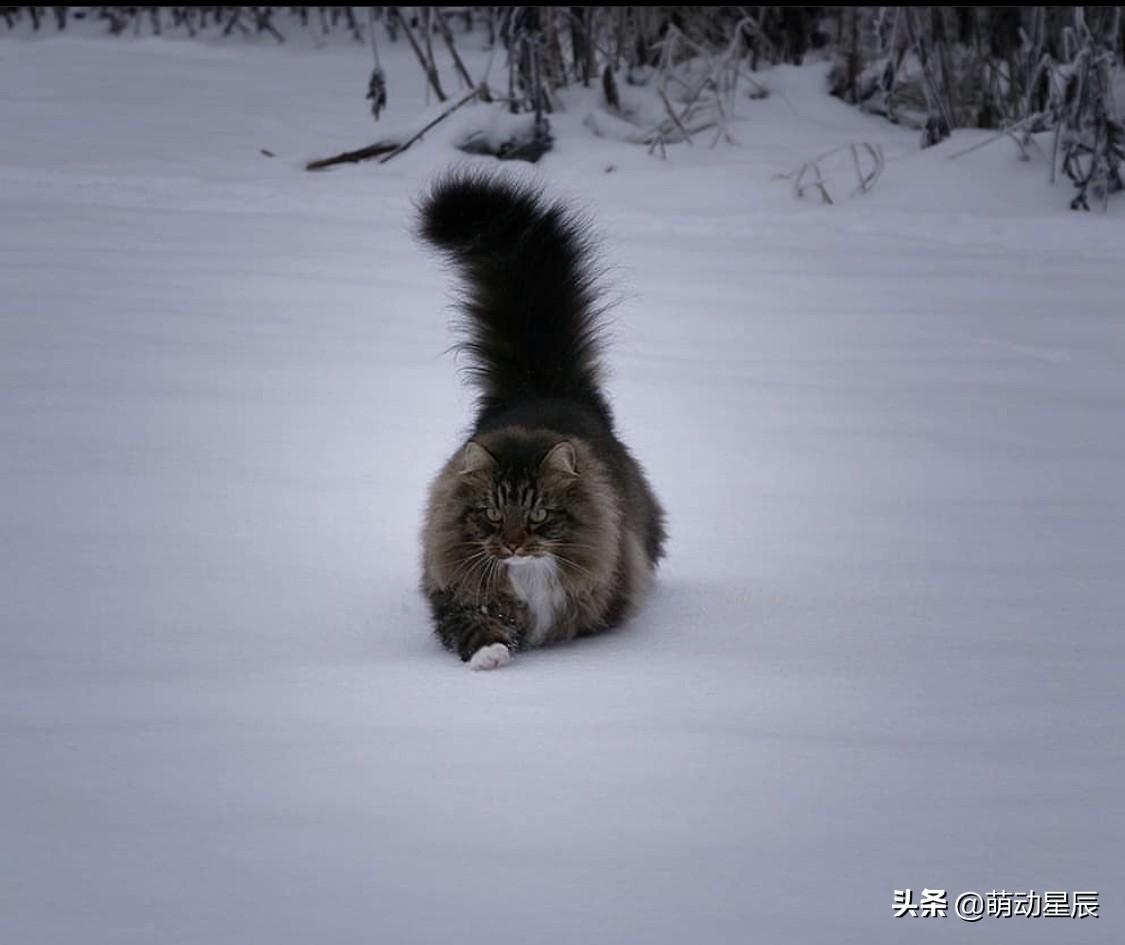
[
  {"x1": 458, "y1": 438, "x2": 583, "y2": 564},
  {"x1": 424, "y1": 428, "x2": 618, "y2": 590}
]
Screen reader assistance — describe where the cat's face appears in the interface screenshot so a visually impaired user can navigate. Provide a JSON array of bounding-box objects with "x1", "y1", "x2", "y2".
[
  {"x1": 459, "y1": 441, "x2": 579, "y2": 565},
  {"x1": 423, "y1": 432, "x2": 618, "y2": 598}
]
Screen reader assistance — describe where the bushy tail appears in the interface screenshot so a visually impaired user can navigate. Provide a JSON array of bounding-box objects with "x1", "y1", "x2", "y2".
[{"x1": 418, "y1": 173, "x2": 611, "y2": 421}]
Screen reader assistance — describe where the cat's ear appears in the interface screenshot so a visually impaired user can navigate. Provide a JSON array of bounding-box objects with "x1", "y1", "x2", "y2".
[
  {"x1": 460, "y1": 441, "x2": 496, "y2": 476},
  {"x1": 540, "y1": 441, "x2": 578, "y2": 480}
]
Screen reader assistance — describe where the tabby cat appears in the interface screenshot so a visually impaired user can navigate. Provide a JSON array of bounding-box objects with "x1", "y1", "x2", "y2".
[{"x1": 418, "y1": 174, "x2": 666, "y2": 669}]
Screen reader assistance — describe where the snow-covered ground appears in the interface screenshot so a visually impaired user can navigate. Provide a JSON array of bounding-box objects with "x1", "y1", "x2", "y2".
[{"x1": 2, "y1": 28, "x2": 1123, "y2": 945}]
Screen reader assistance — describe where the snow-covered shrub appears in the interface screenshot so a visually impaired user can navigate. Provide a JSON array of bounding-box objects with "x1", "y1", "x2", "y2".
[
  {"x1": 6, "y1": 5, "x2": 1122, "y2": 205},
  {"x1": 826, "y1": 6, "x2": 1124, "y2": 208},
  {"x1": 1053, "y1": 9, "x2": 1125, "y2": 209}
]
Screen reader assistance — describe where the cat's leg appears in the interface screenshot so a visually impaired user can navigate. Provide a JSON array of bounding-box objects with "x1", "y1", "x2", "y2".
[{"x1": 428, "y1": 589, "x2": 526, "y2": 669}]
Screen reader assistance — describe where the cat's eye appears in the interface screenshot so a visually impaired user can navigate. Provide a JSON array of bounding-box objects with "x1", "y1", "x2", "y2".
[
  {"x1": 485, "y1": 508, "x2": 502, "y2": 523},
  {"x1": 528, "y1": 508, "x2": 548, "y2": 525}
]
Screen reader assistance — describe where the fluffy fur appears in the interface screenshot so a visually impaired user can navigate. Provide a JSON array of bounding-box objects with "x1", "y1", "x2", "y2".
[{"x1": 418, "y1": 173, "x2": 666, "y2": 668}]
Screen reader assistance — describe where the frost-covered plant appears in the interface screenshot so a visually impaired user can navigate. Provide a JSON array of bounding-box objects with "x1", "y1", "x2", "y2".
[
  {"x1": 1053, "y1": 8, "x2": 1125, "y2": 209},
  {"x1": 0, "y1": 6, "x2": 369, "y2": 42},
  {"x1": 9, "y1": 5, "x2": 1123, "y2": 202},
  {"x1": 826, "y1": 6, "x2": 1124, "y2": 207}
]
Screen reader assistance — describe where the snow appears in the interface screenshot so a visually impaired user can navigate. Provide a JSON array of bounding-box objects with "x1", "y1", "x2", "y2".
[{"x1": 2, "y1": 29, "x2": 1123, "y2": 945}]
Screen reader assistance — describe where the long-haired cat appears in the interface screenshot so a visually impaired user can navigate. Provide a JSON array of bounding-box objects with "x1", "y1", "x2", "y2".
[{"x1": 417, "y1": 173, "x2": 666, "y2": 669}]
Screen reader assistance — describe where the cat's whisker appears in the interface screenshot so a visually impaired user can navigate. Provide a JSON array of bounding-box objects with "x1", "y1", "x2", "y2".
[
  {"x1": 553, "y1": 540, "x2": 601, "y2": 554},
  {"x1": 460, "y1": 551, "x2": 496, "y2": 602},
  {"x1": 471, "y1": 558, "x2": 493, "y2": 604},
  {"x1": 447, "y1": 550, "x2": 491, "y2": 585},
  {"x1": 447, "y1": 548, "x2": 484, "y2": 574},
  {"x1": 550, "y1": 553, "x2": 597, "y2": 579}
]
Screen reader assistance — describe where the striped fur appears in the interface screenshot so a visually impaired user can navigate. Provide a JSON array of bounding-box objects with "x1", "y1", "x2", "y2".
[{"x1": 417, "y1": 174, "x2": 666, "y2": 667}]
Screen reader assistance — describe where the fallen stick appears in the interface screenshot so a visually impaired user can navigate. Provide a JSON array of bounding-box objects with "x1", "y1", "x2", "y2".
[
  {"x1": 945, "y1": 113, "x2": 1045, "y2": 161},
  {"x1": 306, "y1": 140, "x2": 402, "y2": 171},
  {"x1": 376, "y1": 87, "x2": 482, "y2": 165},
  {"x1": 305, "y1": 88, "x2": 483, "y2": 172}
]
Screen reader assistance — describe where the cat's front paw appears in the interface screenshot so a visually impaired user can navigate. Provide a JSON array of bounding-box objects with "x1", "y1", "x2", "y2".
[{"x1": 468, "y1": 642, "x2": 511, "y2": 671}]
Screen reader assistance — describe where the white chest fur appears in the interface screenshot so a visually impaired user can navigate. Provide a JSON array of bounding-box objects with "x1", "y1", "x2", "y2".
[{"x1": 505, "y1": 556, "x2": 566, "y2": 646}]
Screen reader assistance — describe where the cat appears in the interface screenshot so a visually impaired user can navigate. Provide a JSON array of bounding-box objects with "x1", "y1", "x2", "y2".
[{"x1": 417, "y1": 173, "x2": 666, "y2": 670}]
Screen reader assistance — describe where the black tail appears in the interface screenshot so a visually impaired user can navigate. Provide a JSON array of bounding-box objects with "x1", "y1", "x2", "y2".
[{"x1": 418, "y1": 173, "x2": 611, "y2": 421}]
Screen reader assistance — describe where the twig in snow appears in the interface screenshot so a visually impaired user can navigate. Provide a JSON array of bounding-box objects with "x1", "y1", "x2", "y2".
[
  {"x1": 775, "y1": 142, "x2": 884, "y2": 204},
  {"x1": 391, "y1": 6, "x2": 447, "y2": 103},
  {"x1": 945, "y1": 113, "x2": 1046, "y2": 160},
  {"x1": 306, "y1": 140, "x2": 402, "y2": 171},
  {"x1": 376, "y1": 88, "x2": 483, "y2": 164},
  {"x1": 434, "y1": 9, "x2": 476, "y2": 91}
]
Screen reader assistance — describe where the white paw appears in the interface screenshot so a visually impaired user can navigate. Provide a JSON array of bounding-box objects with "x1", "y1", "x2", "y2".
[{"x1": 469, "y1": 642, "x2": 511, "y2": 671}]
